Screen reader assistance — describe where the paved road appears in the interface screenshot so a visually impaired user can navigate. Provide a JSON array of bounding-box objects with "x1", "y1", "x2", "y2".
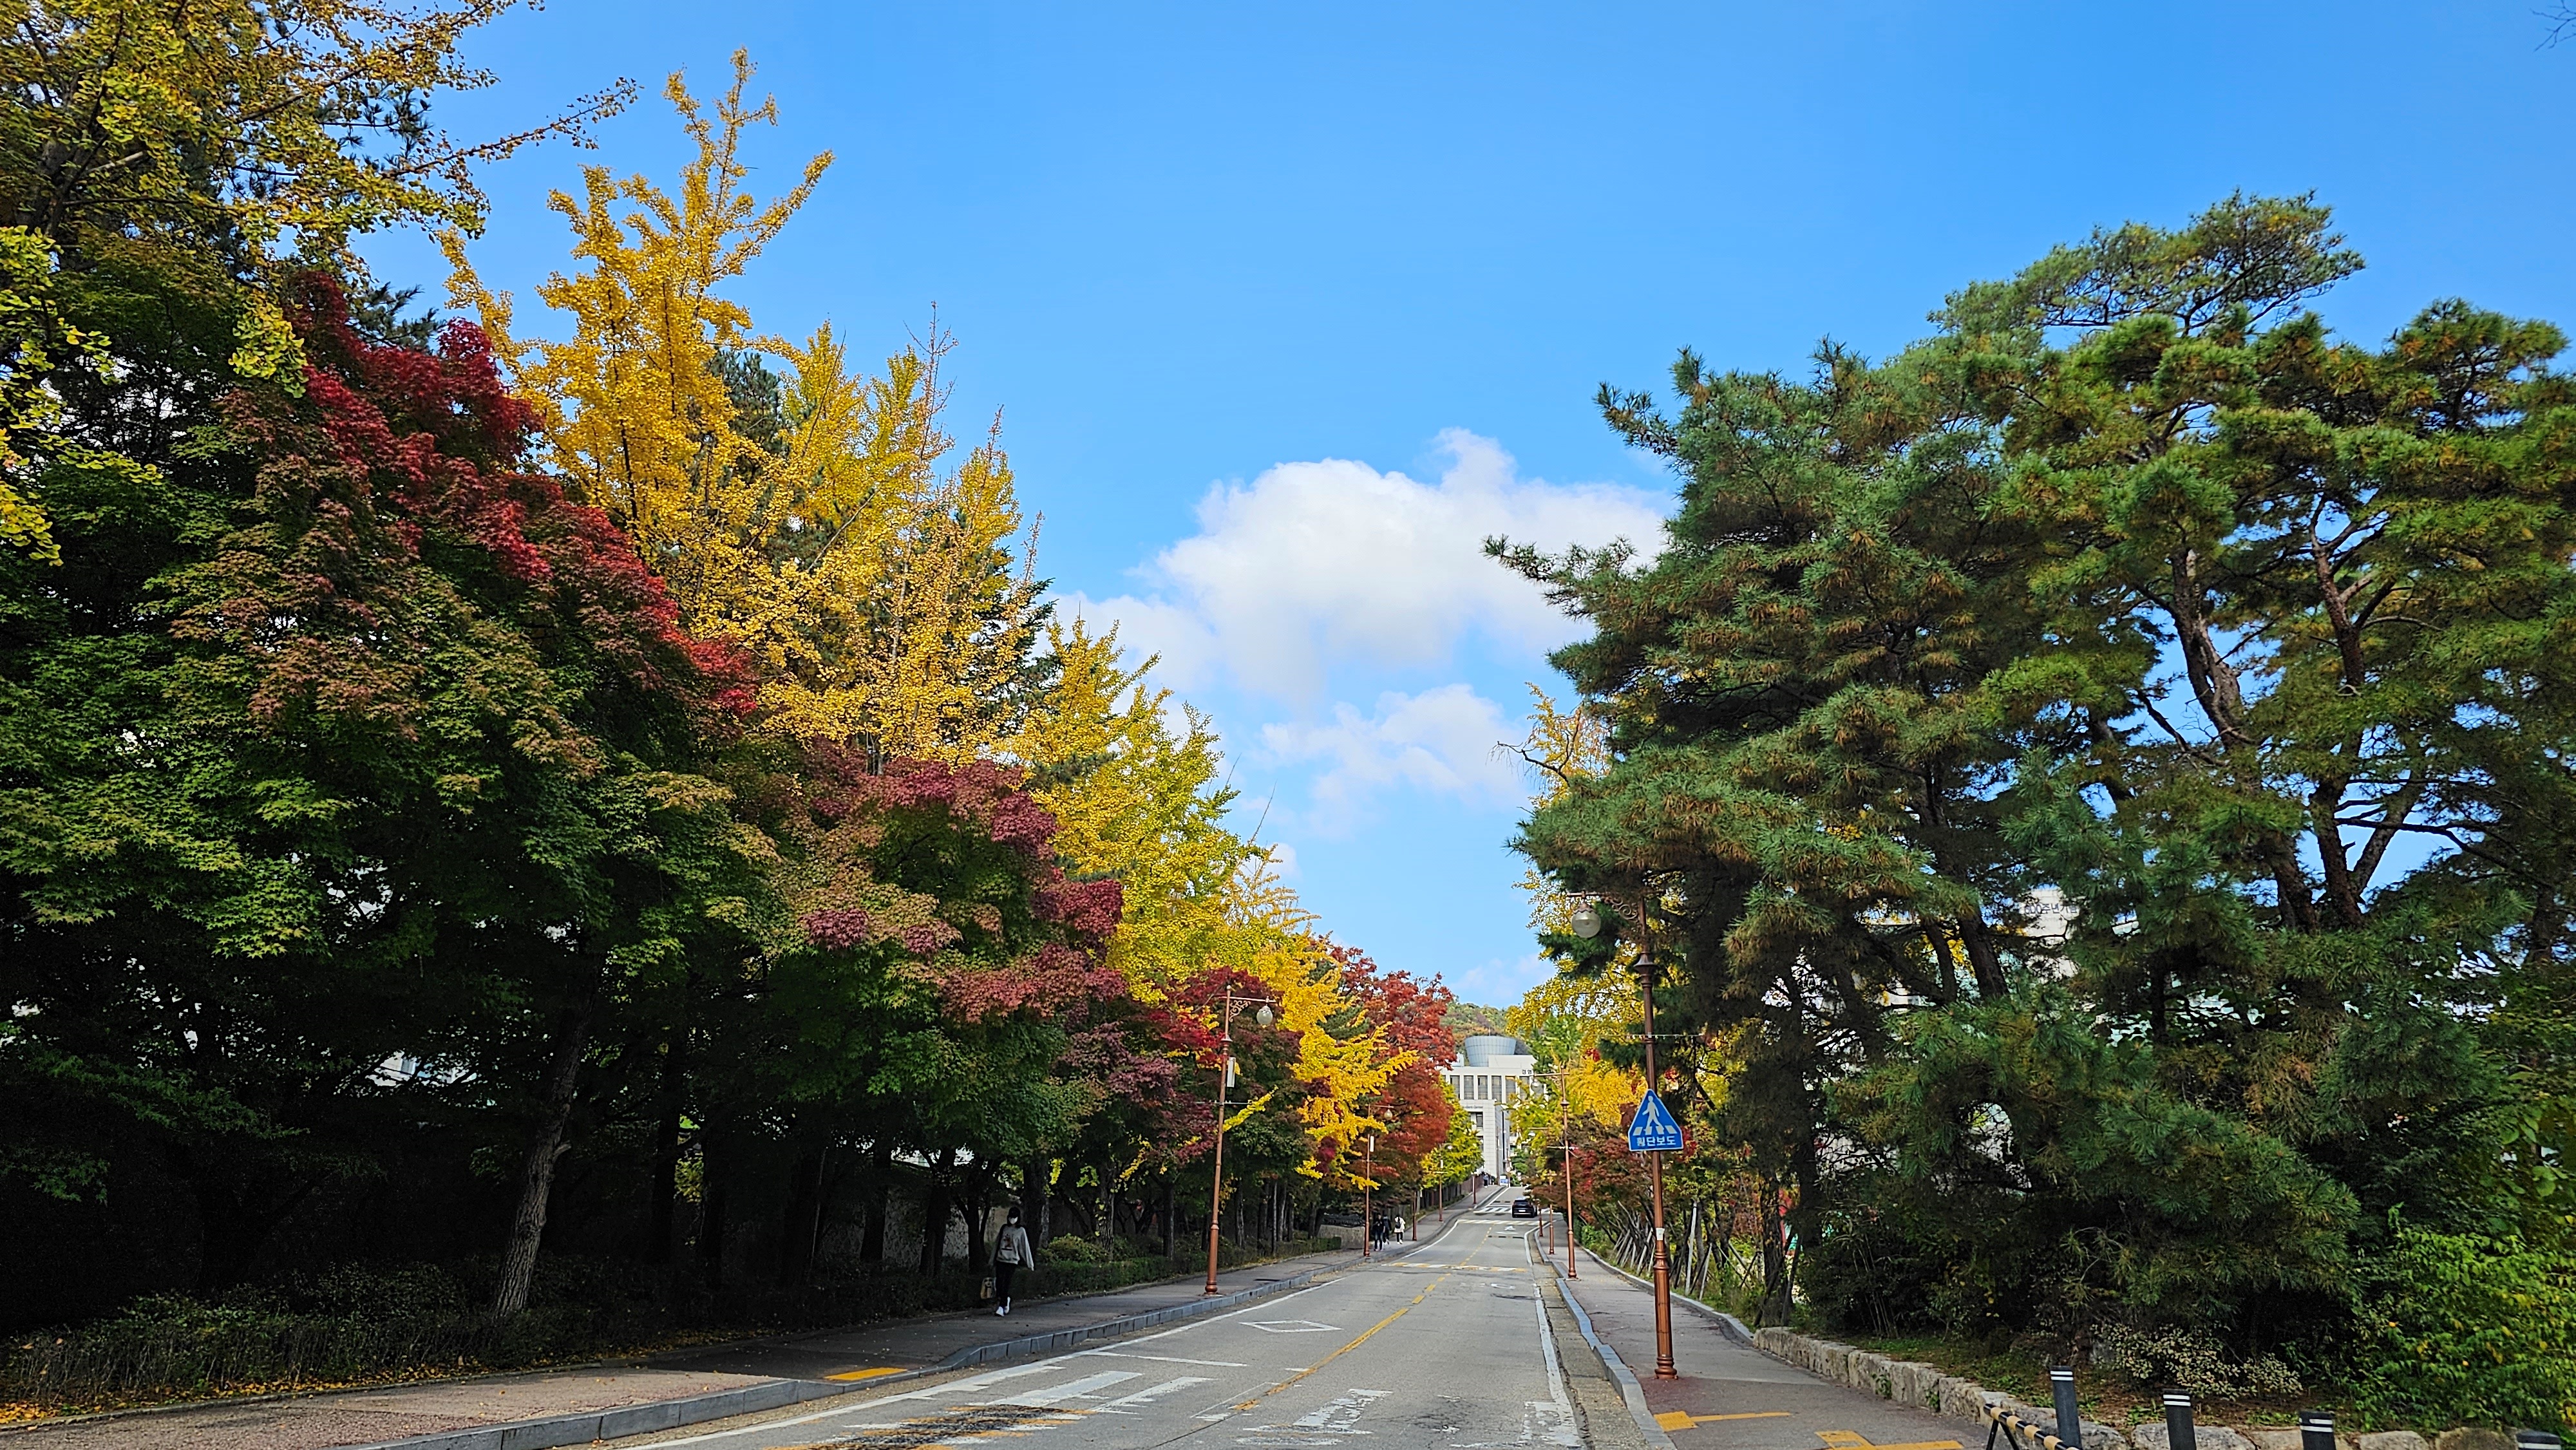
[{"x1": 612, "y1": 1194, "x2": 1580, "y2": 1450}]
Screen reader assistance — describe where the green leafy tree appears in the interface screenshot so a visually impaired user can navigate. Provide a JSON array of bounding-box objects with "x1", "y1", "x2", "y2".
[
  {"x1": 0, "y1": 278, "x2": 750, "y2": 1310},
  {"x1": 1501, "y1": 194, "x2": 2570, "y2": 1355}
]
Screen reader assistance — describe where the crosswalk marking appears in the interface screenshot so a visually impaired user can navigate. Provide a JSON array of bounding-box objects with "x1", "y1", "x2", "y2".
[
  {"x1": 1102, "y1": 1376, "x2": 1215, "y2": 1411},
  {"x1": 1079, "y1": 1349, "x2": 1247, "y2": 1367},
  {"x1": 996, "y1": 1370, "x2": 1142, "y2": 1406}
]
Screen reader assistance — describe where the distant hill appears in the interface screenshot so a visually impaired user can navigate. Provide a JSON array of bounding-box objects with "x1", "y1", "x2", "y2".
[{"x1": 1442, "y1": 1001, "x2": 1510, "y2": 1041}]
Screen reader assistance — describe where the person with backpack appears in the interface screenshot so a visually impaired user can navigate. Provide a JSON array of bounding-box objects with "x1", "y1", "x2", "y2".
[{"x1": 992, "y1": 1206, "x2": 1033, "y2": 1316}]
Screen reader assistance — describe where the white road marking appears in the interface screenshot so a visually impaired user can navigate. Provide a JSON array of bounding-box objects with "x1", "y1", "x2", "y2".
[
  {"x1": 1078, "y1": 1349, "x2": 1248, "y2": 1367},
  {"x1": 1247, "y1": 1319, "x2": 1340, "y2": 1333},
  {"x1": 1099, "y1": 1375, "x2": 1216, "y2": 1411},
  {"x1": 1526, "y1": 1243, "x2": 1578, "y2": 1448},
  {"x1": 632, "y1": 1355, "x2": 1089, "y2": 1446},
  {"x1": 997, "y1": 1370, "x2": 1142, "y2": 1406},
  {"x1": 1293, "y1": 1387, "x2": 1389, "y2": 1430}
]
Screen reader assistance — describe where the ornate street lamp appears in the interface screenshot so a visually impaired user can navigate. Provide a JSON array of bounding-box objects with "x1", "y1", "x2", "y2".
[
  {"x1": 1570, "y1": 898, "x2": 1676, "y2": 1379},
  {"x1": 1205, "y1": 994, "x2": 1275, "y2": 1294},
  {"x1": 1360, "y1": 1133, "x2": 1378, "y2": 1259}
]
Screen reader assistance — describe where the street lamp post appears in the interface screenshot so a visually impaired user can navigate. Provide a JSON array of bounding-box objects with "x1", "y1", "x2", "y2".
[
  {"x1": 1205, "y1": 993, "x2": 1275, "y2": 1295},
  {"x1": 1571, "y1": 901, "x2": 1674, "y2": 1378},
  {"x1": 1562, "y1": 1131, "x2": 1578, "y2": 1279},
  {"x1": 1360, "y1": 1133, "x2": 1378, "y2": 1259},
  {"x1": 1638, "y1": 952, "x2": 1678, "y2": 1379},
  {"x1": 1551, "y1": 1068, "x2": 1579, "y2": 1281}
]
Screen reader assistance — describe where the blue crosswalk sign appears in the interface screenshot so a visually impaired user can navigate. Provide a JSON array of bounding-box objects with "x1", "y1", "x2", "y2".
[{"x1": 1625, "y1": 1091, "x2": 1684, "y2": 1152}]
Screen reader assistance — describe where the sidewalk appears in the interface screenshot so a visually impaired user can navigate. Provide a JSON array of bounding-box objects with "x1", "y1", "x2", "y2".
[
  {"x1": 652, "y1": 1249, "x2": 1340, "y2": 1380},
  {"x1": 0, "y1": 1250, "x2": 1346, "y2": 1450},
  {"x1": 1554, "y1": 1239, "x2": 1967, "y2": 1450}
]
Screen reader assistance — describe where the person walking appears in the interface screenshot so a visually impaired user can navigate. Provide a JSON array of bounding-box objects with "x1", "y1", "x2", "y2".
[{"x1": 992, "y1": 1207, "x2": 1033, "y2": 1317}]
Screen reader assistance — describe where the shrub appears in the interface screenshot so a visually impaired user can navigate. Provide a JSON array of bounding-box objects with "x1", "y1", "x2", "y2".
[
  {"x1": 2090, "y1": 1323, "x2": 2302, "y2": 1398},
  {"x1": 2339, "y1": 1222, "x2": 2575, "y2": 1433},
  {"x1": 1801, "y1": 1198, "x2": 1987, "y2": 1337}
]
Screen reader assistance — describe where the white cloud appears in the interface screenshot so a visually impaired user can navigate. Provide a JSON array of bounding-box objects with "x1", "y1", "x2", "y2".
[
  {"x1": 1258, "y1": 684, "x2": 1522, "y2": 832},
  {"x1": 1068, "y1": 429, "x2": 1665, "y2": 702}
]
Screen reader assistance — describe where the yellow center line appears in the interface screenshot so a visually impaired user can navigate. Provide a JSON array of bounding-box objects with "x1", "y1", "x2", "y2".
[{"x1": 1230, "y1": 1227, "x2": 1483, "y2": 1409}]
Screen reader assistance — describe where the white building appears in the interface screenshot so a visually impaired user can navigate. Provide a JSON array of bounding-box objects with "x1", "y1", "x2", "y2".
[{"x1": 1441, "y1": 1035, "x2": 1537, "y2": 1183}]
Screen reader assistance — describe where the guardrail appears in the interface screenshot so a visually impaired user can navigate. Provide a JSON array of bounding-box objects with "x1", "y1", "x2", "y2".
[{"x1": 1980, "y1": 1378, "x2": 2566, "y2": 1450}]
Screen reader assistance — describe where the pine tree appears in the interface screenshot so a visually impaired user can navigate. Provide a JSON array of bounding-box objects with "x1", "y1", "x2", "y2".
[{"x1": 1501, "y1": 194, "x2": 2570, "y2": 1348}]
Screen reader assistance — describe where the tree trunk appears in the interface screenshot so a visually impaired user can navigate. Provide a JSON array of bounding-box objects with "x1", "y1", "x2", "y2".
[
  {"x1": 645, "y1": 1031, "x2": 686, "y2": 1265},
  {"x1": 1022, "y1": 1155, "x2": 1054, "y2": 1248},
  {"x1": 1161, "y1": 1179, "x2": 1175, "y2": 1257},
  {"x1": 697, "y1": 1127, "x2": 728, "y2": 1288},
  {"x1": 1757, "y1": 1179, "x2": 1790, "y2": 1327},
  {"x1": 917, "y1": 1148, "x2": 952, "y2": 1274},
  {"x1": 862, "y1": 1140, "x2": 891, "y2": 1264},
  {"x1": 491, "y1": 998, "x2": 595, "y2": 1319},
  {"x1": 963, "y1": 1161, "x2": 992, "y2": 1273},
  {"x1": 778, "y1": 1142, "x2": 827, "y2": 1287},
  {"x1": 179, "y1": 1149, "x2": 314, "y2": 1295}
]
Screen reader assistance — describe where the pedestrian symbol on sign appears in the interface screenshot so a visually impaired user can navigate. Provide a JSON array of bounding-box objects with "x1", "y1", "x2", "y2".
[{"x1": 1625, "y1": 1091, "x2": 1684, "y2": 1153}]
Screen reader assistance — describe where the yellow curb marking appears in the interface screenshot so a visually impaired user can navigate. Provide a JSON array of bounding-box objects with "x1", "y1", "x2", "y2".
[
  {"x1": 828, "y1": 1366, "x2": 907, "y2": 1382},
  {"x1": 1819, "y1": 1433, "x2": 1962, "y2": 1450},
  {"x1": 1659, "y1": 1411, "x2": 1794, "y2": 1430}
]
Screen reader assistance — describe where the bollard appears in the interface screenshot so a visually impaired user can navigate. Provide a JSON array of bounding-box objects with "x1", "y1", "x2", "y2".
[
  {"x1": 2514, "y1": 1434, "x2": 2561, "y2": 1450},
  {"x1": 2050, "y1": 1366, "x2": 2080, "y2": 1449},
  {"x1": 2162, "y1": 1393, "x2": 2197, "y2": 1450},
  {"x1": 2299, "y1": 1413, "x2": 2334, "y2": 1450}
]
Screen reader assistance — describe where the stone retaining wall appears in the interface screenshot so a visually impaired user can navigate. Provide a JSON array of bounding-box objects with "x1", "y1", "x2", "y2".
[{"x1": 1743, "y1": 1326, "x2": 2508, "y2": 1450}]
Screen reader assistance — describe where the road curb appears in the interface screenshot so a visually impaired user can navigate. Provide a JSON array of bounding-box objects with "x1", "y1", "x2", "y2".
[
  {"x1": 1544, "y1": 1251, "x2": 1681, "y2": 1450},
  {"x1": 345, "y1": 1267, "x2": 1326, "y2": 1450}
]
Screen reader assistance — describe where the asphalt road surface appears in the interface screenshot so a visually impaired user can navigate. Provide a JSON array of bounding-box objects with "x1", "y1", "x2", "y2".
[{"x1": 614, "y1": 1197, "x2": 1579, "y2": 1450}]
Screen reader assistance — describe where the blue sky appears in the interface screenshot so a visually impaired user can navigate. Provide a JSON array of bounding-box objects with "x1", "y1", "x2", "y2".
[{"x1": 364, "y1": 2, "x2": 2576, "y2": 1007}]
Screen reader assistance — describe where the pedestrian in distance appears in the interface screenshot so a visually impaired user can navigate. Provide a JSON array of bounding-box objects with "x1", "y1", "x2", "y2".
[{"x1": 993, "y1": 1207, "x2": 1033, "y2": 1316}]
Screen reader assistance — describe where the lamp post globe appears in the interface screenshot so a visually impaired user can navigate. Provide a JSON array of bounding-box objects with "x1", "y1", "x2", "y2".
[
  {"x1": 1256, "y1": 1004, "x2": 1274, "y2": 1028},
  {"x1": 1569, "y1": 905, "x2": 1602, "y2": 939}
]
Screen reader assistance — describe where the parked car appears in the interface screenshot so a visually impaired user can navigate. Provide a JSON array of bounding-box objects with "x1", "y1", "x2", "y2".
[{"x1": 1510, "y1": 1197, "x2": 1538, "y2": 1218}]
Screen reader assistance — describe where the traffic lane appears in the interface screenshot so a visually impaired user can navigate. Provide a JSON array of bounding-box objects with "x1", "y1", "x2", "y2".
[
  {"x1": 609, "y1": 1215, "x2": 1540, "y2": 1450},
  {"x1": 608, "y1": 1216, "x2": 1566, "y2": 1450},
  {"x1": 1559, "y1": 1249, "x2": 1967, "y2": 1450}
]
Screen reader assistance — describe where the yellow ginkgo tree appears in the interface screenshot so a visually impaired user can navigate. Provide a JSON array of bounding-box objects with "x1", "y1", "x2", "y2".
[
  {"x1": 1019, "y1": 616, "x2": 1403, "y2": 1177},
  {"x1": 444, "y1": 52, "x2": 1045, "y2": 766}
]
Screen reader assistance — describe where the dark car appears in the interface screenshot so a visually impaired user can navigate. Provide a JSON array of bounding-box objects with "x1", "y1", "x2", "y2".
[{"x1": 1510, "y1": 1197, "x2": 1538, "y2": 1218}]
